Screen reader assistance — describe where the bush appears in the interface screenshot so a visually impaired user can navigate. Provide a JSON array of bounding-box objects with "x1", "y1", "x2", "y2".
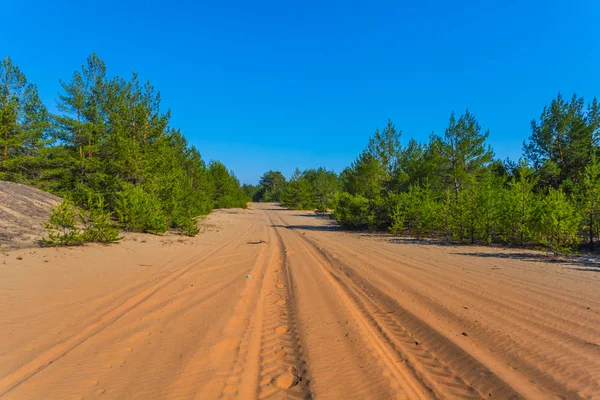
[
  {"x1": 43, "y1": 199, "x2": 84, "y2": 246},
  {"x1": 81, "y1": 197, "x2": 122, "y2": 243},
  {"x1": 388, "y1": 192, "x2": 408, "y2": 234},
  {"x1": 213, "y1": 194, "x2": 248, "y2": 209},
  {"x1": 333, "y1": 193, "x2": 373, "y2": 229},
  {"x1": 535, "y1": 188, "x2": 581, "y2": 255},
  {"x1": 314, "y1": 201, "x2": 329, "y2": 215},
  {"x1": 176, "y1": 216, "x2": 201, "y2": 237},
  {"x1": 115, "y1": 185, "x2": 168, "y2": 234}
]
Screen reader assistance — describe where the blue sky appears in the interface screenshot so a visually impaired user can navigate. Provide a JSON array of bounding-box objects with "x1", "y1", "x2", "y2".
[{"x1": 3, "y1": 1, "x2": 599, "y2": 184}]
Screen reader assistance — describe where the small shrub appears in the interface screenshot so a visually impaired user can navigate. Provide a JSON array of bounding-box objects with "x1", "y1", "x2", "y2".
[
  {"x1": 314, "y1": 201, "x2": 329, "y2": 215},
  {"x1": 43, "y1": 199, "x2": 84, "y2": 246},
  {"x1": 333, "y1": 193, "x2": 373, "y2": 229},
  {"x1": 115, "y1": 185, "x2": 168, "y2": 234},
  {"x1": 388, "y1": 193, "x2": 407, "y2": 234},
  {"x1": 535, "y1": 188, "x2": 581, "y2": 255},
  {"x1": 177, "y1": 216, "x2": 201, "y2": 237},
  {"x1": 81, "y1": 198, "x2": 122, "y2": 244}
]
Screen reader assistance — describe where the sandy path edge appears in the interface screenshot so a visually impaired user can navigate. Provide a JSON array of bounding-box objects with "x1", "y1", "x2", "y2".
[{"x1": 0, "y1": 204, "x2": 598, "y2": 399}]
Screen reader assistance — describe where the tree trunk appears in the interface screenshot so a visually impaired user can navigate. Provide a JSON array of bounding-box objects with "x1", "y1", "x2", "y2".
[
  {"x1": 144, "y1": 118, "x2": 148, "y2": 144},
  {"x1": 2, "y1": 142, "x2": 6, "y2": 170},
  {"x1": 2, "y1": 91, "x2": 8, "y2": 170},
  {"x1": 78, "y1": 109, "x2": 83, "y2": 158},
  {"x1": 590, "y1": 212, "x2": 595, "y2": 252}
]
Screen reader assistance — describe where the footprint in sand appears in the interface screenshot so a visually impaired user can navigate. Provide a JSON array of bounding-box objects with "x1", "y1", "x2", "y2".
[
  {"x1": 275, "y1": 326, "x2": 289, "y2": 335},
  {"x1": 273, "y1": 345, "x2": 288, "y2": 358},
  {"x1": 276, "y1": 366, "x2": 299, "y2": 389}
]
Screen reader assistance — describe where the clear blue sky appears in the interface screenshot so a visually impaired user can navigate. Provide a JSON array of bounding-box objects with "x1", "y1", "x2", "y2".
[{"x1": 3, "y1": 1, "x2": 599, "y2": 184}]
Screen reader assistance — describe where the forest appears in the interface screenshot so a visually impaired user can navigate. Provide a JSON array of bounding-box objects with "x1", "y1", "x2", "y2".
[
  {"x1": 0, "y1": 54, "x2": 248, "y2": 241},
  {"x1": 249, "y1": 95, "x2": 600, "y2": 254},
  {"x1": 3, "y1": 54, "x2": 599, "y2": 254}
]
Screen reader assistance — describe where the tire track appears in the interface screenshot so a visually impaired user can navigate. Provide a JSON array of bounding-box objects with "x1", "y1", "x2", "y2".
[
  {"x1": 0, "y1": 219, "x2": 257, "y2": 398},
  {"x1": 270, "y1": 213, "x2": 401, "y2": 399},
  {"x1": 214, "y1": 212, "x2": 310, "y2": 399},
  {"x1": 273, "y1": 215, "x2": 524, "y2": 400},
  {"x1": 319, "y1": 238, "x2": 600, "y2": 396},
  {"x1": 353, "y1": 237, "x2": 599, "y2": 323}
]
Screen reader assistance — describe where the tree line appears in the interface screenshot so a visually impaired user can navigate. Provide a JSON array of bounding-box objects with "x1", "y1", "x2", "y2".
[
  {"x1": 245, "y1": 167, "x2": 339, "y2": 212},
  {"x1": 0, "y1": 54, "x2": 248, "y2": 239},
  {"x1": 251, "y1": 94, "x2": 599, "y2": 254}
]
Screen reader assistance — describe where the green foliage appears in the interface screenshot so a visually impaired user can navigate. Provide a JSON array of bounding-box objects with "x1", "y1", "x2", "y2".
[
  {"x1": 80, "y1": 197, "x2": 121, "y2": 243},
  {"x1": 5, "y1": 53, "x2": 600, "y2": 255},
  {"x1": 281, "y1": 167, "x2": 339, "y2": 210},
  {"x1": 365, "y1": 119, "x2": 402, "y2": 174},
  {"x1": 524, "y1": 94, "x2": 599, "y2": 191},
  {"x1": 43, "y1": 199, "x2": 84, "y2": 246},
  {"x1": 576, "y1": 156, "x2": 600, "y2": 250},
  {"x1": 328, "y1": 105, "x2": 599, "y2": 254},
  {"x1": 242, "y1": 183, "x2": 261, "y2": 202},
  {"x1": 497, "y1": 165, "x2": 538, "y2": 245},
  {"x1": 429, "y1": 109, "x2": 494, "y2": 193},
  {"x1": 176, "y1": 216, "x2": 201, "y2": 237},
  {"x1": 0, "y1": 57, "x2": 50, "y2": 184},
  {"x1": 314, "y1": 203, "x2": 329, "y2": 214},
  {"x1": 281, "y1": 169, "x2": 313, "y2": 209},
  {"x1": 115, "y1": 185, "x2": 168, "y2": 234},
  {"x1": 333, "y1": 192, "x2": 374, "y2": 229},
  {"x1": 256, "y1": 170, "x2": 287, "y2": 202},
  {"x1": 3, "y1": 54, "x2": 247, "y2": 241},
  {"x1": 341, "y1": 152, "x2": 387, "y2": 199},
  {"x1": 534, "y1": 188, "x2": 581, "y2": 255},
  {"x1": 389, "y1": 183, "x2": 441, "y2": 238},
  {"x1": 209, "y1": 161, "x2": 249, "y2": 209}
]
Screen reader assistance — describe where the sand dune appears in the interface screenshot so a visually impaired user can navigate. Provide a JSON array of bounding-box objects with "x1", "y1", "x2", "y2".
[
  {"x1": 0, "y1": 181, "x2": 61, "y2": 250},
  {"x1": 1, "y1": 204, "x2": 598, "y2": 399}
]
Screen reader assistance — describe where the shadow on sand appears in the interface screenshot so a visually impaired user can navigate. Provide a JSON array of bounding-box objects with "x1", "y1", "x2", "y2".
[
  {"x1": 454, "y1": 251, "x2": 600, "y2": 272},
  {"x1": 389, "y1": 237, "x2": 457, "y2": 247},
  {"x1": 271, "y1": 224, "x2": 340, "y2": 232},
  {"x1": 387, "y1": 237, "x2": 600, "y2": 272}
]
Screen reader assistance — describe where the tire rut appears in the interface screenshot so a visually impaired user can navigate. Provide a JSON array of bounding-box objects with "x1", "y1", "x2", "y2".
[
  {"x1": 0, "y1": 219, "x2": 258, "y2": 398},
  {"x1": 279, "y1": 220, "x2": 524, "y2": 400},
  {"x1": 332, "y1": 241, "x2": 599, "y2": 396},
  {"x1": 216, "y1": 212, "x2": 310, "y2": 399}
]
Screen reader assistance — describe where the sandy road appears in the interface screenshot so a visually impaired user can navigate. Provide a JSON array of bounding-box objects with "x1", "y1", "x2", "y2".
[{"x1": 1, "y1": 204, "x2": 599, "y2": 399}]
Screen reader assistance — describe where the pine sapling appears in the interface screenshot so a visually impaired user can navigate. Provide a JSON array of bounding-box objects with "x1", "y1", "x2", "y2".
[{"x1": 43, "y1": 199, "x2": 84, "y2": 246}]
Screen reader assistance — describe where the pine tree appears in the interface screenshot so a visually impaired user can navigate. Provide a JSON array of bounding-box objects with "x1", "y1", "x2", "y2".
[
  {"x1": 80, "y1": 197, "x2": 121, "y2": 243},
  {"x1": 281, "y1": 168, "x2": 313, "y2": 209},
  {"x1": 430, "y1": 110, "x2": 494, "y2": 194},
  {"x1": 208, "y1": 161, "x2": 248, "y2": 208},
  {"x1": 341, "y1": 152, "x2": 386, "y2": 200},
  {"x1": 576, "y1": 155, "x2": 600, "y2": 251},
  {"x1": 366, "y1": 119, "x2": 402, "y2": 175},
  {"x1": 535, "y1": 187, "x2": 581, "y2": 255},
  {"x1": 54, "y1": 53, "x2": 108, "y2": 198},
  {"x1": 0, "y1": 57, "x2": 49, "y2": 183},
  {"x1": 257, "y1": 170, "x2": 287, "y2": 202},
  {"x1": 524, "y1": 94, "x2": 596, "y2": 191},
  {"x1": 43, "y1": 199, "x2": 84, "y2": 246},
  {"x1": 497, "y1": 164, "x2": 538, "y2": 245}
]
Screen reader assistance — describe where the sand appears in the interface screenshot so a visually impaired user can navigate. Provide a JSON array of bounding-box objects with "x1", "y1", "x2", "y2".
[
  {"x1": 0, "y1": 181, "x2": 61, "y2": 250},
  {"x1": 0, "y1": 203, "x2": 599, "y2": 399}
]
